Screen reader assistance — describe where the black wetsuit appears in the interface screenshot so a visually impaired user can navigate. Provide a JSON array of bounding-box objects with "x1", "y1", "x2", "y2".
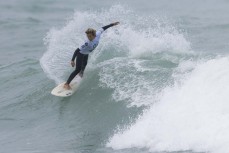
[{"x1": 66, "y1": 24, "x2": 115, "y2": 84}]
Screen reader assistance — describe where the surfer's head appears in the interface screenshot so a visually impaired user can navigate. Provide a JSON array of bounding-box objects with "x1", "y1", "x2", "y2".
[{"x1": 85, "y1": 28, "x2": 96, "y2": 41}]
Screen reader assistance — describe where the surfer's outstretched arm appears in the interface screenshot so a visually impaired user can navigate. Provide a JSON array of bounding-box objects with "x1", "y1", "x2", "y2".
[{"x1": 102, "y1": 22, "x2": 120, "y2": 31}]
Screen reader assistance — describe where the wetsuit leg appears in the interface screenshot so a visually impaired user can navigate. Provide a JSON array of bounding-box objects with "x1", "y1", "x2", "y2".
[
  {"x1": 66, "y1": 52, "x2": 84, "y2": 84},
  {"x1": 81, "y1": 55, "x2": 88, "y2": 72}
]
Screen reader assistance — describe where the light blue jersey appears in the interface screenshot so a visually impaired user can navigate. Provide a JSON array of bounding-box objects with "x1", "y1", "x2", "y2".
[{"x1": 79, "y1": 28, "x2": 104, "y2": 54}]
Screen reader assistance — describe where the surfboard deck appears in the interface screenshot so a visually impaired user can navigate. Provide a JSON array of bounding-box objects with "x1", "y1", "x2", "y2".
[{"x1": 51, "y1": 75, "x2": 82, "y2": 97}]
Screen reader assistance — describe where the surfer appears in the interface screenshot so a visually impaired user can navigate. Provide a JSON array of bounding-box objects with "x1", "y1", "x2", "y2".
[{"x1": 64, "y1": 22, "x2": 120, "y2": 90}]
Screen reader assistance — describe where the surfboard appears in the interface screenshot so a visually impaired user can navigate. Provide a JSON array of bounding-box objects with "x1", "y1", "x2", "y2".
[{"x1": 51, "y1": 75, "x2": 82, "y2": 97}]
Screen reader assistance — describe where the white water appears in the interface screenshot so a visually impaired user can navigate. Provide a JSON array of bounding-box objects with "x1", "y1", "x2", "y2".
[{"x1": 107, "y1": 57, "x2": 229, "y2": 153}]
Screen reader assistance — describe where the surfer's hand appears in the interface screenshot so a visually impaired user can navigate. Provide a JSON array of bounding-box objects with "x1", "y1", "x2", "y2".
[
  {"x1": 71, "y1": 61, "x2": 75, "y2": 67},
  {"x1": 112, "y1": 22, "x2": 120, "y2": 26}
]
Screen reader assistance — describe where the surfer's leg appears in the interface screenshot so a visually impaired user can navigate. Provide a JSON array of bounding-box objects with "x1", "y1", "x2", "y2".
[
  {"x1": 79, "y1": 55, "x2": 88, "y2": 77},
  {"x1": 66, "y1": 53, "x2": 83, "y2": 85}
]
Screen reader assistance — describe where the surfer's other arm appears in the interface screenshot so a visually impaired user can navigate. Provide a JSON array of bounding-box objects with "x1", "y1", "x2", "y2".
[
  {"x1": 71, "y1": 48, "x2": 80, "y2": 67},
  {"x1": 102, "y1": 22, "x2": 120, "y2": 31}
]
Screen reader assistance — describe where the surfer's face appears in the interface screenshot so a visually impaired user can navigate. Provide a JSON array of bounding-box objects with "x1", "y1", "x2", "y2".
[{"x1": 87, "y1": 33, "x2": 95, "y2": 41}]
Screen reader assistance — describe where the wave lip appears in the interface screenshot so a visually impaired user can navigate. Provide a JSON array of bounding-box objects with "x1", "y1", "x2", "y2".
[{"x1": 107, "y1": 57, "x2": 229, "y2": 153}]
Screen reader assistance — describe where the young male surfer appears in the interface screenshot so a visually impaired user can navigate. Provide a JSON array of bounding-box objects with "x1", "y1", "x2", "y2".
[{"x1": 64, "y1": 22, "x2": 120, "y2": 90}]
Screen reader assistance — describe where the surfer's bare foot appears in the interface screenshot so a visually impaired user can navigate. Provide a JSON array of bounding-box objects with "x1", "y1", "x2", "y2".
[{"x1": 64, "y1": 83, "x2": 71, "y2": 90}]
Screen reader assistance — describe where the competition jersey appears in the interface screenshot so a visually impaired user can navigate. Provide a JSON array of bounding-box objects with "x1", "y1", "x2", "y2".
[{"x1": 79, "y1": 28, "x2": 104, "y2": 55}]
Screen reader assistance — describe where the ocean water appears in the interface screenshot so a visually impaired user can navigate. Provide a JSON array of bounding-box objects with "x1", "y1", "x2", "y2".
[{"x1": 1, "y1": 0, "x2": 229, "y2": 153}]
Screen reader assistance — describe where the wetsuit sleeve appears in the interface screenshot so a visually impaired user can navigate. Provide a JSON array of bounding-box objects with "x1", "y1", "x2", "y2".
[
  {"x1": 96, "y1": 23, "x2": 115, "y2": 37},
  {"x1": 102, "y1": 23, "x2": 115, "y2": 31},
  {"x1": 71, "y1": 48, "x2": 80, "y2": 61}
]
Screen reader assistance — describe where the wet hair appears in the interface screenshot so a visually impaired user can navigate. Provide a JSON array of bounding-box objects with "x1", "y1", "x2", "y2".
[{"x1": 85, "y1": 28, "x2": 96, "y2": 36}]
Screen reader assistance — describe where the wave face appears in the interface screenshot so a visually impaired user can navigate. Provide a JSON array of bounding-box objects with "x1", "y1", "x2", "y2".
[{"x1": 39, "y1": 5, "x2": 229, "y2": 153}]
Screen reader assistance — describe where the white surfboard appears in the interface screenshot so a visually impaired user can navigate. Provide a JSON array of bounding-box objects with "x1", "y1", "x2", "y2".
[{"x1": 51, "y1": 75, "x2": 82, "y2": 97}]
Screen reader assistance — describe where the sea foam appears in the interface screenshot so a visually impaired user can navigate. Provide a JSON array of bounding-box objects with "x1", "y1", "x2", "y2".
[{"x1": 107, "y1": 57, "x2": 229, "y2": 153}]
